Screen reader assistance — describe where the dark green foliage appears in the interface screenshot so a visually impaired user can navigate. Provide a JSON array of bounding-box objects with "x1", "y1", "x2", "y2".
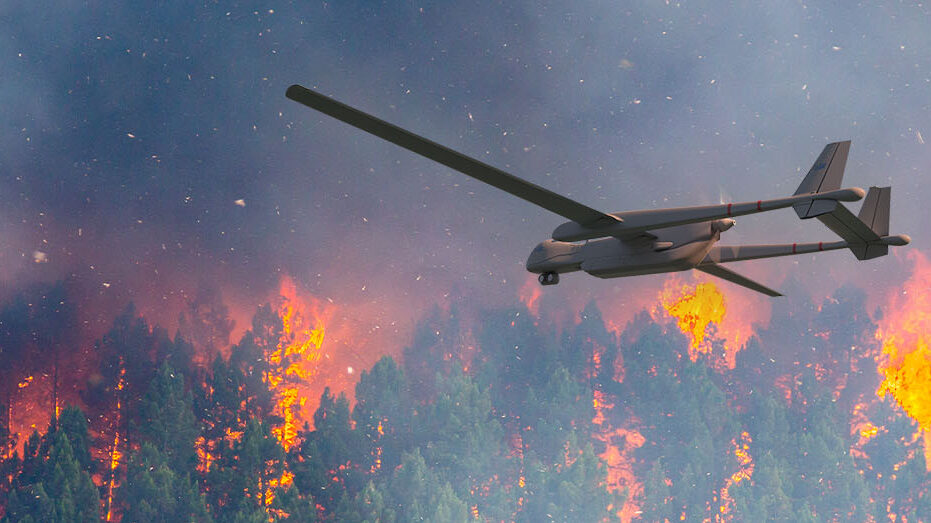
[
  {"x1": 120, "y1": 443, "x2": 212, "y2": 523},
  {"x1": 2, "y1": 289, "x2": 929, "y2": 523},
  {"x1": 335, "y1": 449, "x2": 469, "y2": 523},
  {"x1": 206, "y1": 418, "x2": 292, "y2": 521},
  {"x1": 520, "y1": 444, "x2": 621, "y2": 522},
  {"x1": 136, "y1": 363, "x2": 199, "y2": 474},
  {"x1": 44, "y1": 407, "x2": 94, "y2": 475},
  {"x1": 352, "y1": 356, "x2": 411, "y2": 475},
  {"x1": 417, "y1": 369, "x2": 513, "y2": 518},
  {"x1": 3, "y1": 430, "x2": 99, "y2": 523},
  {"x1": 292, "y1": 388, "x2": 360, "y2": 514},
  {"x1": 640, "y1": 458, "x2": 673, "y2": 521}
]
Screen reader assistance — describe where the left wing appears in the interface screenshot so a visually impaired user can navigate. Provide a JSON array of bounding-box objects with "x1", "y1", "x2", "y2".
[
  {"x1": 695, "y1": 264, "x2": 782, "y2": 297},
  {"x1": 286, "y1": 85, "x2": 618, "y2": 228}
]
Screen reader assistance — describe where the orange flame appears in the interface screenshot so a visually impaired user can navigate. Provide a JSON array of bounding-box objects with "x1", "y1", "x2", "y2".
[
  {"x1": 874, "y1": 251, "x2": 931, "y2": 470},
  {"x1": 592, "y1": 390, "x2": 645, "y2": 522},
  {"x1": 105, "y1": 361, "x2": 127, "y2": 522},
  {"x1": 661, "y1": 281, "x2": 726, "y2": 350},
  {"x1": 717, "y1": 431, "x2": 754, "y2": 519},
  {"x1": 657, "y1": 278, "x2": 764, "y2": 370},
  {"x1": 266, "y1": 276, "x2": 330, "y2": 451},
  {"x1": 518, "y1": 274, "x2": 542, "y2": 316}
]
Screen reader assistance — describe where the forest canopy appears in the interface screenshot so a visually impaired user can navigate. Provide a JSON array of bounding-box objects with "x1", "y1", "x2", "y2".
[{"x1": 0, "y1": 281, "x2": 928, "y2": 522}]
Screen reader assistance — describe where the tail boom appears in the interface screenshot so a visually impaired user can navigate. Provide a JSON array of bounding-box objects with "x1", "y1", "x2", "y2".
[
  {"x1": 552, "y1": 187, "x2": 864, "y2": 242},
  {"x1": 702, "y1": 235, "x2": 909, "y2": 264}
]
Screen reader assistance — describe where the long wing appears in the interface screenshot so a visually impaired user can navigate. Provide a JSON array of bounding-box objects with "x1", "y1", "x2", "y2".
[
  {"x1": 286, "y1": 85, "x2": 618, "y2": 228},
  {"x1": 695, "y1": 264, "x2": 782, "y2": 297}
]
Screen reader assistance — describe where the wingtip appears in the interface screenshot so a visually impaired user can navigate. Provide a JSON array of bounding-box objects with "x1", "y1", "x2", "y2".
[{"x1": 285, "y1": 84, "x2": 307, "y2": 100}]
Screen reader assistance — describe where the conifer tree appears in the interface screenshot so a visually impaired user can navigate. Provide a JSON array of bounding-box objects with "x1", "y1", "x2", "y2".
[
  {"x1": 352, "y1": 356, "x2": 411, "y2": 474},
  {"x1": 136, "y1": 362, "x2": 199, "y2": 473},
  {"x1": 3, "y1": 430, "x2": 98, "y2": 523},
  {"x1": 293, "y1": 388, "x2": 361, "y2": 513},
  {"x1": 120, "y1": 443, "x2": 212, "y2": 523}
]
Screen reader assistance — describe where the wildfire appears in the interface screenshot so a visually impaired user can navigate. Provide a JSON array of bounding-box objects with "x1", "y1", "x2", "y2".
[
  {"x1": 518, "y1": 274, "x2": 542, "y2": 316},
  {"x1": 717, "y1": 431, "x2": 754, "y2": 520},
  {"x1": 874, "y1": 251, "x2": 931, "y2": 470},
  {"x1": 592, "y1": 389, "x2": 645, "y2": 522},
  {"x1": 850, "y1": 401, "x2": 884, "y2": 464},
  {"x1": 657, "y1": 278, "x2": 766, "y2": 370},
  {"x1": 265, "y1": 276, "x2": 330, "y2": 451},
  {"x1": 105, "y1": 361, "x2": 127, "y2": 522}
]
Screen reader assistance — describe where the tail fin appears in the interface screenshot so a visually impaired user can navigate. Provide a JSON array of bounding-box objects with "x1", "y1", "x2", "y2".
[
  {"x1": 793, "y1": 141, "x2": 851, "y2": 218},
  {"x1": 857, "y1": 186, "x2": 890, "y2": 237},
  {"x1": 848, "y1": 186, "x2": 891, "y2": 260}
]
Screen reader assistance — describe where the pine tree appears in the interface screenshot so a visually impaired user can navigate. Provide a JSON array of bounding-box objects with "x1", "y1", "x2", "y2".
[
  {"x1": 41, "y1": 406, "x2": 93, "y2": 475},
  {"x1": 4, "y1": 430, "x2": 99, "y2": 523},
  {"x1": 640, "y1": 458, "x2": 674, "y2": 522},
  {"x1": 136, "y1": 362, "x2": 199, "y2": 473},
  {"x1": 352, "y1": 356, "x2": 412, "y2": 475},
  {"x1": 120, "y1": 443, "x2": 212, "y2": 523},
  {"x1": 293, "y1": 388, "x2": 361, "y2": 514},
  {"x1": 520, "y1": 444, "x2": 621, "y2": 523},
  {"x1": 416, "y1": 369, "x2": 510, "y2": 519}
]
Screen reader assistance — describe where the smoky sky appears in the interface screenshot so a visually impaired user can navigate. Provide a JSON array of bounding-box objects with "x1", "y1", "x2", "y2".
[{"x1": 1, "y1": 1, "x2": 929, "y2": 327}]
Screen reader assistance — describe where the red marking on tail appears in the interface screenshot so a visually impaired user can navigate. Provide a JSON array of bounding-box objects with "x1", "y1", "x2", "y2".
[
  {"x1": 727, "y1": 203, "x2": 733, "y2": 217},
  {"x1": 792, "y1": 243, "x2": 797, "y2": 254},
  {"x1": 818, "y1": 241, "x2": 824, "y2": 251},
  {"x1": 756, "y1": 200, "x2": 762, "y2": 211}
]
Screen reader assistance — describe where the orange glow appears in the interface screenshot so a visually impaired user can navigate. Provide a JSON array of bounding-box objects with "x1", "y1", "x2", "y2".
[
  {"x1": 264, "y1": 469, "x2": 295, "y2": 508},
  {"x1": 874, "y1": 251, "x2": 931, "y2": 470},
  {"x1": 105, "y1": 361, "x2": 127, "y2": 522},
  {"x1": 717, "y1": 431, "x2": 754, "y2": 520},
  {"x1": 518, "y1": 274, "x2": 542, "y2": 316},
  {"x1": 195, "y1": 436, "x2": 214, "y2": 474},
  {"x1": 17, "y1": 376, "x2": 33, "y2": 389},
  {"x1": 656, "y1": 277, "x2": 768, "y2": 370},
  {"x1": 849, "y1": 402, "x2": 884, "y2": 465},
  {"x1": 661, "y1": 281, "x2": 726, "y2": 356},
  {"x1": 592, "y1": 389, "x2": 644, "y2": 522},
  {"x1": 265, "y1": 276, "x2": 330, "y2": 451}
]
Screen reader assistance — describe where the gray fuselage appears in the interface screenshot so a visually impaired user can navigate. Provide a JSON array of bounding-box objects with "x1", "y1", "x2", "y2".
[{"x1": 526, "y1": 221, "x2": 729, "y2": 279}]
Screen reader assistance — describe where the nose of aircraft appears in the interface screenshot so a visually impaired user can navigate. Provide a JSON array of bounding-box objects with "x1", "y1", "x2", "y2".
[{"x1": 526, "y1": 242, "x2": 548, "y2": 272}]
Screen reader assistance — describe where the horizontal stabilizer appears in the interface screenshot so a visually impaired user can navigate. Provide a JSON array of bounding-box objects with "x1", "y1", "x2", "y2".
[
  {"x1": 816, "y1": 186, "x2": 892, "y2": 260},
  {"x1": 695, "y1": 264, "x2": 782, "y2": 297}
]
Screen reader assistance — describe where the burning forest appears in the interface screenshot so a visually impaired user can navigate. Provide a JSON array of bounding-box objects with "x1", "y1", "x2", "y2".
[{"x1": 0, "y1": 254, "x2": 929, "y2": 522}]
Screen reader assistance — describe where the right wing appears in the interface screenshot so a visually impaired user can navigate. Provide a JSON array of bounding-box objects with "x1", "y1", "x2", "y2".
[
  {"x1": 695, "y1": 263, "x2": 782, "y2": 297},
  {"x1": 286, "y1": 85, "x2": 618, "y2": 228}
]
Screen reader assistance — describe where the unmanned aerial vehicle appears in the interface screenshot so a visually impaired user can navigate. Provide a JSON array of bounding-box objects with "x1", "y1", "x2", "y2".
[{"x1": 286, "y1": 85, "x2": 909, "y2": 296}]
